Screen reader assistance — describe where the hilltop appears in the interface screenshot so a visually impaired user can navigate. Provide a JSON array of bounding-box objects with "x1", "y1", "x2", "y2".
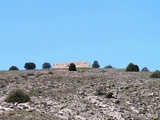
[{"x1": 0, "y1": 68, "x2": 159, "y2": 120}]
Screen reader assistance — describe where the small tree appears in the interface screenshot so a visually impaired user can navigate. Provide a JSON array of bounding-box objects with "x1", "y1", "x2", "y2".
[
  {"x1": 141, "y1": 67, "x2": 149, "y2": 72},
  {"x1": 9, "y1": 66, "x2": 19, "y2": 70},
  {"x1": 69, "y1": 63, "x2": 76, "y2": 71},
  {"x1": 24, "y1": 62, "x2": 36, "y2": 70},
  {"x1": 126, "y1": 63, "x2": 139, "y2": 72},
  {"x1": 5, "y1": 89, "x2": 30, "y2": 106},
  {"x1": 92, "y1": 60, "x2": 100, "y2": 68},
  {"x1": 42, "y1": 62, "x2": 51, "y2": 69},
  {"x1": 105, "y1": 65, "x2": 112, "y2": 68}
]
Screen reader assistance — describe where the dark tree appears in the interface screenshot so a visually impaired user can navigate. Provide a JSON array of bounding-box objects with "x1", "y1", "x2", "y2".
[
  {"x1": 141, "y1": 67, "x2": 149, "y2": 72},
  {"x1": 126, "y1": 63, "x2": 139, "y2": 72},
  {"x1": 92, "y1": 60, "x2": 100, "y2": 68},
  {"x1": 42, "y1": 62, "x2": 51, "y2": 69},
  {"x1": 24, "y1": 62, "x2": 36, "y2": 70},
  {"x1": 9, "y1": 66, "x2": 19, "y2": 70},
  {"x1": 69, "y1": 63, "x2": 76, "y2": 71}
]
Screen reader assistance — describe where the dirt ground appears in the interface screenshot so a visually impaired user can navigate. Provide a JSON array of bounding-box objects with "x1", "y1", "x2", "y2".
[{"x1": 0, "y1": 68, "x2": 159, "y2": 120}]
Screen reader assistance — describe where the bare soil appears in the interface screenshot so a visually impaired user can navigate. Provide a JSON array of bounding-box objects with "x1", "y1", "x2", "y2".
[{"x1": 0, "y1": 68, "x2": 159, "y2": 120}]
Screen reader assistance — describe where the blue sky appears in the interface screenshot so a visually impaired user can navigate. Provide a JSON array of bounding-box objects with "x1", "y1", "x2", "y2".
[{"x1": 0, "y1": 0, "x2": 159, "y2": 71}]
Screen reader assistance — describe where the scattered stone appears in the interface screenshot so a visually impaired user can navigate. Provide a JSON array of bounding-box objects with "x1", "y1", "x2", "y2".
[{"x1": 0, "y1": 69, "x2": 159, "y2": 120}]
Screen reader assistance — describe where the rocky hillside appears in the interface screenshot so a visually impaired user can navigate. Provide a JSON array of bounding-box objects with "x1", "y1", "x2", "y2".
[{"x1": 0, "y1": 68, "x2": 159, "y2": 120}]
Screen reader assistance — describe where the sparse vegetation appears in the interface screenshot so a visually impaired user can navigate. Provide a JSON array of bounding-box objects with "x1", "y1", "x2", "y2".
[
  {"x1": 106, "y1": 92, "x2": 113, "y2": 98},
  {"x1": 105, "y1": 65, "x2": 113, "y2": 68},
  {"x1": 24, "y1": 62, "x2": 36, "y2": 70},
  {"x1": 92, "y1": 60, "x2": 100, "y2": 68},
  {"x1": 0, "y1": 68, "x2": 159, "y2": 120},
  {"x1": 5, "y1": 89, "x2": 30, "y2": 106},
  {"x1": 150, "y1": 70, "x2": 160, "y2": 78},
  {"x1": 48, "y1": 71, "x2": 54, "y2": 74},
  {"x1": 69, "y1": 63, "x2": 76, "y2": 71},
  {"x1": 141, "y1": 67, "x2": 149, "y2": 72},
  {"x1": 125, "y1": 63, "x2": 139, "y2": 72},
  {"x1": 42, "y1": 62, "x2": 51, "y2": 69},
  {"x1": 29, "y1": 89, "x2": 42, "y2": 97},
  {"x1": 0, "y1": 109, "x2": 58, "y2": 120},
  {"x1": 95, "y1": 86, "x2": 106, "y2": 96},
  {"x1": 9, "y1": 66, "x2": 19, "y2": 70}
]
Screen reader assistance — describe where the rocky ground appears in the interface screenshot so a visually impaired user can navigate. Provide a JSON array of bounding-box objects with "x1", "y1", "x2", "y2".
[{"x1": 0, "y1": 68, "x2": 159, "y2": 120}]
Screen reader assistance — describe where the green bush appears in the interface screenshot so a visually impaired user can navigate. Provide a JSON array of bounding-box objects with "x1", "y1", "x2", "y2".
[
  {"x1": 69, "y1": 63, "x2": 76, "y2": 71},
  {"x1": 105, "y1": 65, "x2": 112, "y2": 68},
  {"x1": 5, "y1": 89, "x2": 30, "y2": 106},
  {"x1": 9, "y1": 66, "x2": 19, "y2": 70},
  {"x1": 150, "y1": 70, "x2": 160, "y2": 78},
  {"x1": 42, "y1": 62, "x2": 51, "y2": 69},
  {"x1": 126, "y1": 63, "x2": 139, "y2": 72},
  {"x1": 24, "y1": 62, "x2": 36, "y2": 70},
  {"x1": 92, "y1": 60, "x2": 100, "y2": 68},
  {"x1": 141, "y1": 67, "x2": 149, "y2": 72}
]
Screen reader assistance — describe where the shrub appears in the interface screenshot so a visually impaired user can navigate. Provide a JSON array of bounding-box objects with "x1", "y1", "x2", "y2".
[
  {"x1": 92, "y1": 60, "x2": 100, "y2": 68},
  {"x1": 105, "y1": 65, "x2": 112, "y2": 68},
  {"x1": 150, "y1": 70, "x2": 160, "y2": 78},
  {"x1": 5, "y1": 89, "x2": 30, "y2": 106},
  {"x1": 42, "y1": 62, "x2": 51, "y2": 69},
  {"x1": 141, "y1": 67, "x2": 149, "y2": 72},
  {"x1": 24, "y1": 62, "x2": 36, "y2": 70},
  {"x1": 27, "y1": 73, "x2": 34, "y2": 76},
  {"x1": 126, "y1": 63, "x2": 139, "y2": 72},
  {"x1": 9, "y1": 66, "x2": 19, "y2": 70},
  {"x1": 48, "y1": 71, "x2": 53, "y2": 74},
  {"x1": 106, "y1": 92, "x2": 113, "y2": 98},
  {"x1": 69, "y1": 63, "x2": 76, "y2": 71}
]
